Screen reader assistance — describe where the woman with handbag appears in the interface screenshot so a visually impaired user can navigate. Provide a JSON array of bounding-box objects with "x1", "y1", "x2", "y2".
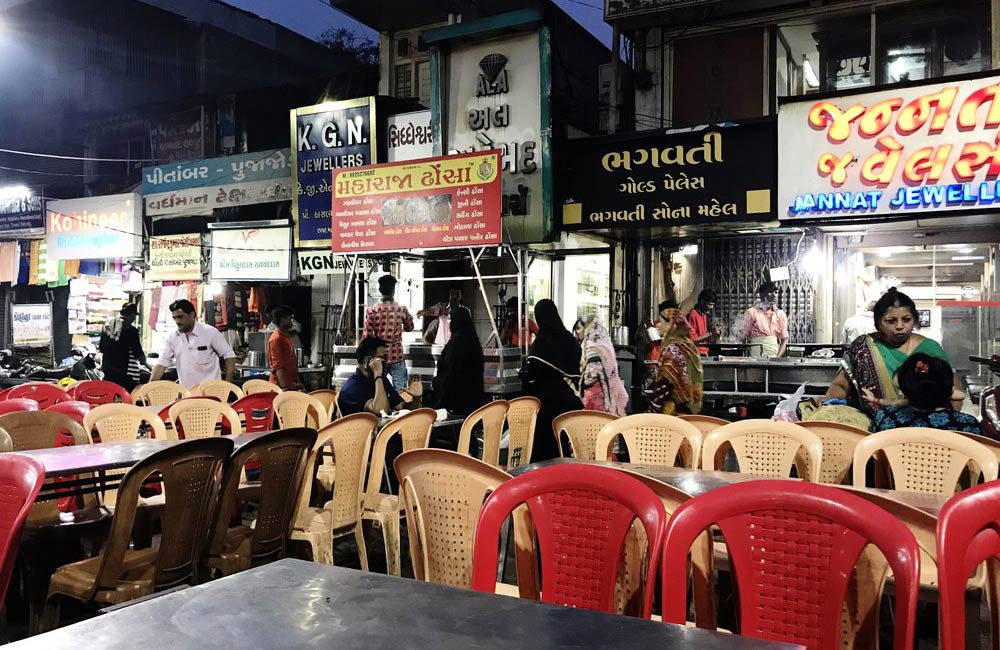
[
  {"x1": 648, "y1": 302, "x2": 703, "y2": 415},
  {"x1": 520, "y1": 299, "x2": 583, "y2": 462}
]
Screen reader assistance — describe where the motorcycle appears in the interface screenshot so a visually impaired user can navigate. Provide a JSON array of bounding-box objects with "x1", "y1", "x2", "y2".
[{"x1": 970, "y1": 355, "x2": 1000, "y2": 439}]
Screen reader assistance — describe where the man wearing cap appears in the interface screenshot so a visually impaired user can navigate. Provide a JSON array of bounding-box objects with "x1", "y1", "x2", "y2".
[
  {"x1": 99, "y1": 302, "x2": 146, "y2": 391},
  {"x1": 363, "y1": 274, "x2": 414, "y2": 390}
]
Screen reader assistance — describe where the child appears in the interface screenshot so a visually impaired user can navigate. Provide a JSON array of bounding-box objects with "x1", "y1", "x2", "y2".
[{"x1": 871, "y1": 353, "x2": 982, "y2": 435}]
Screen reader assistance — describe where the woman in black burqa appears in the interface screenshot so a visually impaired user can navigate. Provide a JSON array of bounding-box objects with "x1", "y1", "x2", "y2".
[
  {"x1": 523, "y1": 299, "x2": 583, "y2": 462},
  {"x1": 432, "y1": 306, "x2": 485, "y2": 417}
]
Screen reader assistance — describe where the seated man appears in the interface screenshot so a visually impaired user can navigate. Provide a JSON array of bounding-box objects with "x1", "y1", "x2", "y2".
[{"x1": 339, "y1": 336, "x2": 423, "y2": 416}]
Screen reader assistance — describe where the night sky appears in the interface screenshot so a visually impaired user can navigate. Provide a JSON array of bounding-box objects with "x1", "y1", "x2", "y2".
[{"x1": 223, "y1": 0, "x2": 611, "y2": 46}]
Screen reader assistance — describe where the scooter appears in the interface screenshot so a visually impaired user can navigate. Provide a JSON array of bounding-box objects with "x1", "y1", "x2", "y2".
[{"x1": 970, "y1": 355, "x2": 1000, "y2": 439}]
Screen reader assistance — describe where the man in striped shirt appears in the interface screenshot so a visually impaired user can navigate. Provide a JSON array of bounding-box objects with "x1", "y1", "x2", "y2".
[{"x1": 363, "y1": 275, "x2": 414, "y2": 390}]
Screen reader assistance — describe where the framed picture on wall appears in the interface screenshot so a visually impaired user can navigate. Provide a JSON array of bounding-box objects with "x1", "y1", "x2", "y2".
[{"x1": 917, "y1": 309, "x2": 931, "y2": 329}]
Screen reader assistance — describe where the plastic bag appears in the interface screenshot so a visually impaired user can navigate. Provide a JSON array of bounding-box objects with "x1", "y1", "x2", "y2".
[{"x1": 772, "y1": 382, "x2": 807, "y2": 422}]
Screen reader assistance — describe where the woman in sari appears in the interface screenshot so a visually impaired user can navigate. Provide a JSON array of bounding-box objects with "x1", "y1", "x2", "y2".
[
  {"x1": 823, "y1": 287, "x2": 963, "y2": 414},
  {"x1": 579, "y1": 316, "x2": 629, "y2": 416},
  {"x1": 648, "y1": 302, "x2": 703, "y2": 415}
]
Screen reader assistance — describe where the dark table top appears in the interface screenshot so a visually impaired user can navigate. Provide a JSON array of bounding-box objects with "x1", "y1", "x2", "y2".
[
  {"x1": 9, "y1": 559, "x2": 802, "y2": 650},
  {"x1": 513, "y1": 458, "x2": 947, "y2": 517}
]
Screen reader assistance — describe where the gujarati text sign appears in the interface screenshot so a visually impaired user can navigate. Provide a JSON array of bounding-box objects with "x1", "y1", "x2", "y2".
[
  {"x1": 331, "y1": 151, "x2": 502, "y2": 254},
  {"x1": 149, "y1": 234, "x2": 202, "y2": 281}
]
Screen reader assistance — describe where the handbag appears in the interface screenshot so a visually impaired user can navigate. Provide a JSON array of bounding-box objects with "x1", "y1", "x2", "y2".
[{"x1": 519, "y1": 355, "x2": 581, "y2": 399}]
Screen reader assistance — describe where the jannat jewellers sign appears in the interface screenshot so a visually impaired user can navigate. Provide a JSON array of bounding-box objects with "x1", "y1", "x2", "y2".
[
  {"x1": 560, "y1": 121, "x2": 776, "y2": 229},
  {"x1": 780, "y1": 72, "x2": 1000, "y2": 220}
]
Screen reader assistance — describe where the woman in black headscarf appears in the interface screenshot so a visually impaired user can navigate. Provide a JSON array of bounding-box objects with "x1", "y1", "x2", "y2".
[
  {"x1": 432, "y1": 306, "x2": 485, "y2": 417},
  {"x1": 522, "y1": 299, "x2": 583, "y2": 461}
]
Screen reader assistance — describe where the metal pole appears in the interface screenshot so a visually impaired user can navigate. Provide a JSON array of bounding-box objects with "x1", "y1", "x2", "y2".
[
  {"x1": 333, "y1": 254, "x2": 359, "y2": 344},
  {"x1": 469, "y1": 247, "x2": 502, "y2": 347}
]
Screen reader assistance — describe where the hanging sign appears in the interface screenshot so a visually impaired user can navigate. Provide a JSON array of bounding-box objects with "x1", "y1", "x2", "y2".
[
  {"x1": 11, "y1": 303, "x2": 53, "y2": 368},
  {"x1": 560, "y1": 121, "x2": 777, "y2": 229},
  {"x1": 45, "y1": 193, "x2": 141, "y2": 260},
  {"x1": 331, "y1": 150, "x2": 502, "y2": 254},
  {"x1": 0, "y1": 195, "x2": 44, "y2": 238},
  {"x1": 780, "y1": 72, "x2": 1000, "y2": 220},
  {"x1": 149, "y1": 234, "x2": 202, "y2": 281},
  {"x1": 141, "y1": 149, "x2": 291, "y2": 217},
  {"x1": 210, "y1": 227, "x2": 291, "y2": 281},
  {"x1": 291, "y1": 98, "x2": 377, "y2": 248}
]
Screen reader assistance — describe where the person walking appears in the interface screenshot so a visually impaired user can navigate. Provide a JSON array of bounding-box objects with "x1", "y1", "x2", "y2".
[
  {"x1": 431, "y1": 305, "x2": 484, "y2": 416},
  {"x1": 98, "y1": 303, "x2": 146, "y2": 391},
  {"x1": 363, "y1": 274, "x2": 414, "y2": 390},
  {"x1": 579, "y1": 315, "x2": 629, "y2": 416},
  {"x1": 150, "y1": 299, "x2": 236, "y2": 388},
  {"x1": 267, "y1": 305, "x2": 300, "y2": 390}
]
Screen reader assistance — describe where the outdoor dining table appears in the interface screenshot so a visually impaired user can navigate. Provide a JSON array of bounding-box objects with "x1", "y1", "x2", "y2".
[{"x1": 7, "y1": 558, "x2": 802, "y2": 650}]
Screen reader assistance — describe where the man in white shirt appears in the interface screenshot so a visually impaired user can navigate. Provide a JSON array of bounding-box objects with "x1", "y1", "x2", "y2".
[
  {"x1": 150, "y1": 299, "x2": 237, "y2": 388},
  {"x1": 842, "y1": 301, "x2": 876, "y2": 344}
]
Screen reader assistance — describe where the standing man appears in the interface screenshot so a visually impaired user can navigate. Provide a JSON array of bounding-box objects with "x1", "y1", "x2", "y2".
[
  {"x1": 363, "y1": 275, "x2": 414, "y2": 390},
  {"x1": 739, "y1": 282, "x2": 789, "y2": 358},
  {"x1": 99, "y1": 303, "x2": 146, "y2": 391},
  {"x1": 150, "y1": 299, "x2": 236, "y2": 388},
  {"x1": 687, "y1": 289, "x2": 722, "y2": 355},
  {"x1": 338, "y1": 336, "x2": 423, "y2": 416},
  {"x1": 267, "y1": 305, "x2": 300, "y2": 390}
]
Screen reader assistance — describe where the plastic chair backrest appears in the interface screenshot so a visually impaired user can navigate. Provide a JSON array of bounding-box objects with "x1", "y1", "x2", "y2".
[
  {"x1": 596, "y1": 413, "x2": 704, "y2": 468},
  {"x1": 552, "y1": 410, "x2": 619, "y2": 460},
  {"x1": 0, "y1": 399, "x2": 39, "y2": 416},
  {"x1": 193, "y1": 380, "x2": 245, "y2": 404},
  {"x1": 470, "y1": 463, "x2": 667, "y2": 617},
  {"x1": 661, "y1": 480, "x2": 920, "y2": 650},
  {"x1": 853, "y1": 427, "x2": 998, "y2": 495},
  {"x1": 70, "y1": 380, "x2": 131, "y2": 406},
  {"x1": 44, "y1": 401, "x2": 91, "y2": 427},
  {"x1": 504, "y1": 397, "x2": 540, "y2": 470},
  {"x1": 362, "y1": 409, "x2": 436, "y2": 510},
  {"x1": 702, "y1": 419, "x2": 823, "y2": 481},
  {"x1": 457, "y1": 400, "x2": 508, "y2": 466},
  {"x1": 230, "y1": 392, "x2": 278, "y2": 433},
  {"x1": 394, "y1": 449, "x2": 510, "y2": 587},
  {"x1": 0, "y1": 429, "x2": 11, "y2": 453},
  {"x1": 937, "y1": 480, "x2": 1000, "y2": 650},
  {"x1": 6, "y1": 383, "x2": 71, "y2": 409},
  {"x1": 273, "y1": 391, "x2": 329, "y2": 430},
  {"x1": 242, "y1": 379, "x2": 282, "y2": 395},
  {"x1": 131, "y1": 381, "x2": 190, "y2": 407},
  {"x1": 294, "y1": 413, "x2": 376, "y2": 532},
  {"x1": 796, "y1": 420, "x2": 869, "y2": 485},
  {"x1": 93, "y1": 438, "x2": 233, "y2": 593},
  {"x1": 83, "y1": 403, "x2": 168, "y2": 443},
  {"x1": 0, "y1": 454, "x2": 45, "y2": 610},
  {"x1": 208, "y1": 428, "x2": 315, "y2": 569},
  {"x1": 168, "y1": 398, "x2": 242, "y2": 439},
  {"x1": 677, "y1": 414, "x2": 729, "y2": 436},
  {"x1": 309, "y1": 389, "x2": 339, "y2": 421}
]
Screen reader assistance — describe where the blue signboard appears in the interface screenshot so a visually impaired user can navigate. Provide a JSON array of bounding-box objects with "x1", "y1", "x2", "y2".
[
  {"x1": 0, "y1": 195, "x2": 44, "y2": 237},
  {"x1": 290, "y1": 98, "x2": 376, "y2": 247}
]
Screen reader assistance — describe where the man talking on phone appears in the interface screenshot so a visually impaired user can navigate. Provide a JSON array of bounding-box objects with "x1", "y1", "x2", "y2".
[{"x1": 338, "y1": 336, "x2": 423, "y2": 416}]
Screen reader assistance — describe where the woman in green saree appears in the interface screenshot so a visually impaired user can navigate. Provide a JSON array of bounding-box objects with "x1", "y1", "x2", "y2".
[{"x1": 823, "y1": 288, "x2": 963, "y2": 414}]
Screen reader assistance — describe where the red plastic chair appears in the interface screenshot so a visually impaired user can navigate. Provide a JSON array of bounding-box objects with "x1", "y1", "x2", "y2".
[
  {"x1": 6, "y1": 383, "x2": 72, "y2": 409},
  {"x1": 937, "y1": 480, "x2": 1000, "y2": 650},
  {"x1": 70, "y1": 380, "x2": 131, "y2": 407},
  {"x1": 660, "y1": 480, "x2": 920, "y2": 650},
  {"x1": 45, "y1": 401, "x2": 91, "y2": 427},
  {"x1": 231, "y1": 392, "x2": 278, "y2": 433},
  {"x1": 0, "y1": 399, "x2": 39, "y2": 415},
  {"x1": 0, "y1": 454, "x2": 45, "y2": 610},
  {"x1": 470, "y1": 463, "x2": 666, "y2": 617},
  {"x1": 0, "y1": 388, "x2": 9, "y2": 400}
]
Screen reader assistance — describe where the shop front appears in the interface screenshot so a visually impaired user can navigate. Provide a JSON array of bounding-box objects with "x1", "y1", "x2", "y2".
[{"x1": 777, "y1": 71, "x2": 1000, "y2": 394}]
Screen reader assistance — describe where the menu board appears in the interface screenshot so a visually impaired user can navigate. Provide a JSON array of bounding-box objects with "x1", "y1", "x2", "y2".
[{"x1": 331, "y1": 151, "x2": 502, "y2": 254}]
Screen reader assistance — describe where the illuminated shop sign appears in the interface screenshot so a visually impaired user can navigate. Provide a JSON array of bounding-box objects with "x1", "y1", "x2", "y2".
[{"x1": 778, "y1": 73, "x2": 1000, "y2": 219}]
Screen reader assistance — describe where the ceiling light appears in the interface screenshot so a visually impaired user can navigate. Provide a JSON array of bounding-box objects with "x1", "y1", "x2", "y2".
[
  {"x1": 801, "y1": 245, "x2": 824, "y2": 275},
  {"x1": 951, "y1": 255, "x2": 985, "y2": 261},
  {"x1": 679, "y1": 244, "x2": 698, "y2": 256},
  {"x1": 960, "y1": 247, "x2": 974, "y2": 254},
  {"x1": 877, "y1": 249, "x2": 893, "y2": 259},
  {"x1": 737, "y1": 229, "x2": 763, "y2": 234},
  {"x1": 803, "y1": 56, "x2": 820, "y2": 88}
]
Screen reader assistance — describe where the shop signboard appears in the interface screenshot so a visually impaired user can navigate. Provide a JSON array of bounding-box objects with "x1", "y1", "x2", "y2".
[
  {"x1": 779, "y1": 72, "x2": 1000, "y2": 220},
  {"x1": 386, "y1": 111, "x2": 434, "y2": 162},
  {"x1": 45, "y1": 193, "x2": 141, "y2": 260},
  {"x1": 153, "y1": 107, "x2": 205, "y2": 163},
  {"x1": 331, "y1": 150, "x2": 502, "y2": 254},
  {"x1": 0, "y1": 195, "x2": 44, "y2": 237},
  {"x1": 444, "y1": 32, "x2": 550, "y2": 242},
  {"x1": 210, "y1": 227, "x2": 291, "y2": 282},
  {"x1": 291, "y1": 98, "x2": 377, "y2": 248},
  {"x1": 560, "y1": 121, "x2": 777, "y2": 230},
  {"x1": 11, "y1": 303, "x2": 53, "y2": 368},
  {"x1": 148, "y1": 233, "x2": 202, "y2": 281},
  {"x1": 142, "y1": 149, "x2": 291, "y2": 217},
  {"x1": 296, "y1": 251, "x2": 378, "y2": 276}
]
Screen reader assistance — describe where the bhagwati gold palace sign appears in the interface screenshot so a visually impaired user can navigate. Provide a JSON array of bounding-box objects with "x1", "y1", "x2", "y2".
[{"x1": 779, "y1": 72, "x2": 1000, "y2": 219}]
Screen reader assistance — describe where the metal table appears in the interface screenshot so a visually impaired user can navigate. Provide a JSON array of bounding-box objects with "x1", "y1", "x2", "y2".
[{"x1": 8, "y1": 559, "x2": 802, "y2": 650}]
